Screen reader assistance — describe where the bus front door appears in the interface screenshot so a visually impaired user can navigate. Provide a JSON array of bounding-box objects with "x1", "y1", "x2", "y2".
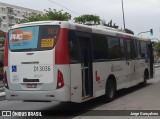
[{"x1": 77, "y1": 34, "x2": 93, "y2": 99}]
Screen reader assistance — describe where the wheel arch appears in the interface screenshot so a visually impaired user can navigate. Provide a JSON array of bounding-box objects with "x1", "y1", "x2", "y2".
[
  {"x1": 106, "y1": 74, "x2": 117, "y2": 90},
  {"x1": 144, "y1": 68, "x2": 149, "y2": 80}
]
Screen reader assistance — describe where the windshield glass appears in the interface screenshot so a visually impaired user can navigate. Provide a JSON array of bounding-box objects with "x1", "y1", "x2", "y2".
[{"x1": 9, "y1": 25, "x2": 60, "y2": 52}]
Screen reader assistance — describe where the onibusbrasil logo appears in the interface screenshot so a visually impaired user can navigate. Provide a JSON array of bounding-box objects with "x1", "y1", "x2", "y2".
[{"x1": 1, "y1": 111, "x2": 42, "y2": 117}]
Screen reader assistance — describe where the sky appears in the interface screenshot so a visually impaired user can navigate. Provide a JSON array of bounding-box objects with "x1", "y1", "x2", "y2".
[{"x1": 0, "y1": 0, "x2": 160, "y2": 40}]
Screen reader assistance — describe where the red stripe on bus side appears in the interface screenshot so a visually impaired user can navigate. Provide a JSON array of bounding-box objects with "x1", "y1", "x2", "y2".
[
  {"x1": 123, "y1": 35, "x2": 132, "y2": 39},
  {"x1": 55, "y1": 28, "x2": 69, "y2": 64},
  {"x1": 3, "y1": 34, "x2": 8, "y2": 66}
]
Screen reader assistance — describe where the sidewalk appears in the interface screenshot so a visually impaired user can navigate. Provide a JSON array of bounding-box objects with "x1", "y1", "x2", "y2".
[{"x1": 155, "y1": 65, "x2": 160, "y2": 68}]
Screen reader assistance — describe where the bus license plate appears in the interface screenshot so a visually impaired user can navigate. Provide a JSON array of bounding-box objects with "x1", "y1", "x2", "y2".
[{"x1": 27, "y1": 84, "x2": 37, "y2": 88}]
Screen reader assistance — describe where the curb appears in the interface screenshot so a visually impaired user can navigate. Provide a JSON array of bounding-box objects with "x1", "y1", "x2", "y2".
[{"x1": 155, "y1": 65, "x2": 160, "y2": 68}]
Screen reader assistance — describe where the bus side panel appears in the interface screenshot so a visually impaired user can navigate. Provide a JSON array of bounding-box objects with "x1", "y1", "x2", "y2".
[
  {"x1": 70, "y1": 64, "x2": 82, "y2": 103},
  {"x1": 130, "y1": 60, "x2": 139, "y2": 86},
  {"x1": 3, "y1": 66, "x2": 11, "y2": 100},
  {"x1": 56, "y1": 65, "x2": 71, "y2": 101},
  {"x1": 115, "y1": 60, "x2": 130, "y2": 89},
  {"x1": 92, "y1": 60, "x2": 129, "y2": 98},
  {"x1": 137, "y1": 59, "x2": 147, "y2": 83},
  {"x1": 92, "y1": 62, "x2": 108, "y2": 98}
]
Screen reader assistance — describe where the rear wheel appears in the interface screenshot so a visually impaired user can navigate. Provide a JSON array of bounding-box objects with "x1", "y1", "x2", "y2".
[
  {"x1": 140, "y1": 73, "x2": 147, "y2": 87},
  {"x1": 105, "y1": 79, "x2": 116, "y2": 102}
]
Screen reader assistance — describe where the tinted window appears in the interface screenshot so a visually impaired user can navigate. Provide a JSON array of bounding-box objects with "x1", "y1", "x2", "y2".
[
  {"x1": 92, "y1": 34, "x2": 108, "y2": 61},
  {"x1": 131, "y1": 40, "x2": 137, "y2": 59},
  {"x1": 126, "y1": 40, "x2": 131, "y2": 59},
  {"x1": 9, "y1": 25, "x2": 60, "y2": 52},
  {"x1": 120, "y1": 38, "x2": 125, "y2": 58},
  {"x1": 140, "y1": 41, "x2": 147, "y2": 58},
  {"x1": 108, "y1": 36, "x2": 120, "y2": 59},
  {"x1": 38, "y1": 25, "x2": 60, "y2": 51},
  {"x1": 68, "y1": 30, "x2": 80, "y2": 63},
  {"x1": 137, "y1": 41, "x2": 141, "y2": 58}
]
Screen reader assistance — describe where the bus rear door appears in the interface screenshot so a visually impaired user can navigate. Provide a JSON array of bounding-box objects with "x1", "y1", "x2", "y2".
[
  {"x1": 77, "y1": 32, "x2": 93, "y2": 99},
  {"x1": 69, "y1": 31, "x2": 93, "y2": 102}
]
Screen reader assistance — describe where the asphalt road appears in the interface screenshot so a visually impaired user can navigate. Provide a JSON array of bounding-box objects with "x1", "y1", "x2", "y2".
[
  {"x1": 0, "y1": 68, "x2": 160, "y2": 119},
  {"x1": 0, "y1": 80, "x2": 4, "y2": 92},
  {"x1": 75, "y1": 68, "x2": 160, "y2": 119}
]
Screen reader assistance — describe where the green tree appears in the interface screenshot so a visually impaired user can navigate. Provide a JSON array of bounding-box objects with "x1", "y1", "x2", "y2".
[
  {"x1": 19, "y1": 14, "x2": 47, "y2": 23},
  {"x1": 124, "y1": 28, "x2": 134, "y2": 35},
  {"x1": 154, "y1": 42, "x2": 160, "y2": 56},
  {"x1": 74, "y1": 14, "x2": 101, "y2": 25},
  {"x1": 104, "y1": 20, "x2": 119, "y2": 29},
  {"x1": 19, "y1": 9, "x2": 71, "y2": 23},
  {"x1": 103, "y1": 20, "x2": 134, "y2": 35},
  {"x1": 45, "y1": 8, "x2": 71, "y2": 21}
]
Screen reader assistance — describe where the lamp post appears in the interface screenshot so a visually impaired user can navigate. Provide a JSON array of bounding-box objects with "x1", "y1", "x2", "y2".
[{"x1": 121, "y1": 0, "x2": 126, "y2": 31}]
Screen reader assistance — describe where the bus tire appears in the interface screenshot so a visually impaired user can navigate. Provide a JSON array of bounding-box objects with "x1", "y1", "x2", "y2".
[{"x1": 105, "y1": 79, "x2": 116, "y2": 102}]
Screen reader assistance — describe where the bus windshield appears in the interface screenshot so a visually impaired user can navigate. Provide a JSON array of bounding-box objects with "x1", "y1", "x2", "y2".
[{"x1": 8, "y1": 25, "x2": 60, "y2": 52}]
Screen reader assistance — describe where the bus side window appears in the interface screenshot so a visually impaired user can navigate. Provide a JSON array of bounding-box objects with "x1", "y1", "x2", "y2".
[
  {"x1": 92, "y1": 34, "x2": 108, "y2": 61},
  {"x1": 137, "y1": 41, "x2": 141, "y2": 58},
  {"x1": 120, "y1": 38, "x2": 125, "y2": 59},
  {"x1": 126, "y1": 40, "x2": 131, "y2": 59},
  {"x1": 68, "y1": 30, "x2": 80, "y2": 63},
  {"x1": 131, "y1": 39, "x2": 137, "y2": 59},
  {"x1": 107, "y1": 36, "x2": 121, "y2": 60},
  {"x1": 140, "y1": 41, "x2": 148, "y2": 58}
]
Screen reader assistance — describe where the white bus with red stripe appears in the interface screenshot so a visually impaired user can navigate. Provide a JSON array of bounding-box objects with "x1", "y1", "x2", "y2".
[{"x1": 3, "y1": 21, "x2": 154, "y2": 103}]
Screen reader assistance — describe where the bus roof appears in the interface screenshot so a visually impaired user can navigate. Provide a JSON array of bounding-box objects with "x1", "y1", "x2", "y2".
[{"x1": 10, "y1": 20, "x2": 151, "y2": 42}]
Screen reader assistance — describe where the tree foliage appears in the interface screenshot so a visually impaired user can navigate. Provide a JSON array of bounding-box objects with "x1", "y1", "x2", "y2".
[
  {"x1": 104, "y1": 20, "x2": 119, "y2": 29},
  {"x1": 124, "y1": 28, "x2": 134, "y2": 35},
  {"x1": 19, "y1": 9, "x2": 71, "y2": 23},
  {"x1": 154, "y1": 42, "x2": 160, "y2": 56},
  {"x1": 44, "y1": 8, "x2": 71, "y2": 21},
  {"x1": 103, "y1": 20, "x2": 134, "y2": 35},
  {"x1": 19, "y1": 14, "x2": 47, "y2": 23},
  {"x1": 19, "y1": 9, "x2": 135, "y2": 35},
  {"x1": 74, "y1": 14, "x2": 101, "y2": 25}
]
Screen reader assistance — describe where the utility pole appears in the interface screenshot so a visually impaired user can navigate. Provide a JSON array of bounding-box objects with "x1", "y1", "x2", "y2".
[
  {"x1": 121, "y1": 0, "x2": 126, "y2": 31},
  {"x1": 137, "y1": 29, "x2": 153, "y2": 36}
]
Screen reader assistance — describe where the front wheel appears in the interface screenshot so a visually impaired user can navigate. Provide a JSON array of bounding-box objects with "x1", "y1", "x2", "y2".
[{"x1": 105, "y1": 79, "x2": 116, "y2": 102}]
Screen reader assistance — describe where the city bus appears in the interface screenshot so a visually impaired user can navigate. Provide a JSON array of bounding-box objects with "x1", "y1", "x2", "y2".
[{"x1": 3, "y1": 21, "x2": 154, "y2": 103}]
